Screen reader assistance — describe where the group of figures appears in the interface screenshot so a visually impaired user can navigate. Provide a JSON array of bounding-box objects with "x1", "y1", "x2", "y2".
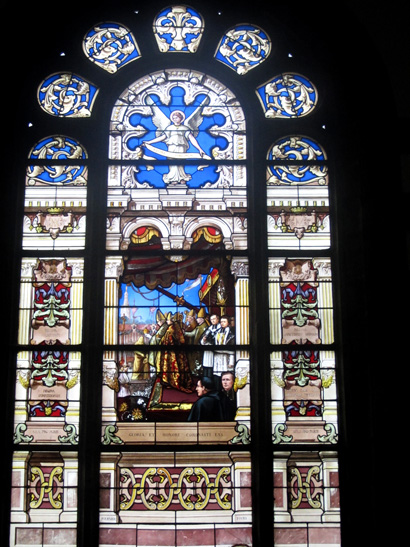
[
  {"x1": 116, "y1": 309, "x2": 237, "y2": 422},
  {"x1": 187, "y1": 371, "x2": 236, "y2": 422}
]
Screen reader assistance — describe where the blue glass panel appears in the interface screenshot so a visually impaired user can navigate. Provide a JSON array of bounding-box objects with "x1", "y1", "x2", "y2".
[
  {"x1": 29, "y1": 136, "x2": 88, "y2": 160},
  {"x1": 268, "y1": 136, "x2": 326, "y2": 162},
  {"x1": 116, "y1": 85, "x2": 240, "y2": 188},
  {"x1": 128, "y1": 164, "x2": 220, "y2": 189},
  {"x1": 83, "y1": 23, "x2": 141, "y2": 73},
  {"x1": 26, "y1": 164, "x2": 87, "y2": 186},
  {"x1": 27, "y1": 136, "x2": 88, "y2": 185},
  {"x1": 267, "y1": 136, "x2": 328, "y2": 185},
  {"x1": 38, "y1": 73, "x2": 99, "y2": 117},
  {"x1": 215, "y1": 24, "x2": 271, "y2": 74},
  {"x1": 256, "y1": 73, "x2": 318, "y2": 118},
  {"x1": 124, "y1": 89, "x2": 231, "y2": 165}
]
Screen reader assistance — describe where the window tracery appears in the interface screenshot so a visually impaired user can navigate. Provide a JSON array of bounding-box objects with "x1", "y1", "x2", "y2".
[
  {"x1": 153, "y1": 5, "x2": 205, "y2": 52},
  {"x1": 256, "y1": 73, "x2": 318, "y2": 118},
  {"x1": 83, "y1": 22, "x2": 141, "y2": 72},
  {"x1": 215, "y1": 24, "x2": 271, "y2": 74},
  {"x1": 37, "y1": 73, "x2": 99, "y2": 117}
]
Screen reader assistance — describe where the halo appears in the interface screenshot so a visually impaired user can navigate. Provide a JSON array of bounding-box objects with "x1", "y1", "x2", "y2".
[{"x1": 171, "y1": 109, "x2": 185, "y2": 121}]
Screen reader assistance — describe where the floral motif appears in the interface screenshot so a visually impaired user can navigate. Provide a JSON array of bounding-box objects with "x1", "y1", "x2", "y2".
[
  {"x1": 215, "y1": 24, "x2": 271, "y2": 74},
  {"x1": 153, "y1": 5, "x2": 204, "y2": 52},
  {"x1": 257, "y1": 73, "x2": 318, "y2": 118},
  {"x1": 38, "y1": 73, "x2": 99, "y2": 117},
  {"x1": 83, "y1": 23, "x2": 140, "y2": 72}
]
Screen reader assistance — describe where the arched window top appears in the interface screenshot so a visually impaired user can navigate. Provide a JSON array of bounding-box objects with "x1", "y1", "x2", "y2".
[
  {"x1": 153, "y1": 5, "x2": 205, "y2": 52},
  {"x1": 82, "y1": 22, "x2": 141, "y2": 73},
  {"x1": 256, "y1": 73, "x2": 318, "y2": 118},
  {"x1": 109, "y1": 68, "x2": 246, "y2": 165},
  {"x1": 28, "y1": 135, "x2": 88, "y2": 161},
  {"x1": 215, "y1": 23, "x2": 271, "y2": 75},
  {"x1": 267, "y1": 136, "x2": 327, "y2": 162},
  {"x1": 37, "y1": 73, "x2": 99, "y2": 117}
]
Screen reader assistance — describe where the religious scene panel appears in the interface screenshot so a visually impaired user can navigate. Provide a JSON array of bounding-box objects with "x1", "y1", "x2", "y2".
[
  {"x1": 23, "y1": 136, "x2": 87, "y2": 250},
  {"x1": 10, "y1": 451, "x2": 78, "y2": 546},
  {"x1": 273, "y1": 451, "x2": 340, "y2": 546},
  {"x1": 109, "y1": 69, "x2": 246, "y2": 162},
  {"x1": 106, "y1": 254, "x2": 245, "y2": 346},
  {"x1": 102, "y1": 347, "x2": 250, "y2": 444},
  {"x1": 99, "y1": 450, "x2": 251, "y2": 545},
  {"x1": 102, "y1": 252, "x2": 250, "y2": 444},
  {"x1": 18, "y1": 258, "x2": 84, "y2": 346},
  {"x1": 268, "y1": 257, "x2": 333, "y2": 346},
  {"x1": 266, "y1": 136, "x2": 330, "y2": 250},
  {"x1": 13, "y1": 351, "x2": 81, "y2": 445}
]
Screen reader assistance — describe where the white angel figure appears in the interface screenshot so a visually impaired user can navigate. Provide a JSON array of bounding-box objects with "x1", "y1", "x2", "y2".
[{"x1": 140, "y1": 94, "x2": 211, "y2": 185}]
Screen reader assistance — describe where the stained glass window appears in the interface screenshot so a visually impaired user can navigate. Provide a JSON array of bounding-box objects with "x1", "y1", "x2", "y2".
[{"x1": 7, "y1": 3, "x2": 349, "y2": 546}]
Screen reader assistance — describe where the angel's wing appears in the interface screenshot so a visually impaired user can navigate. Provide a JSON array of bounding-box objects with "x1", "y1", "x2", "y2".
[
  {"x1": 185, "y1": 95, "x2": 211, "y2": 136},
  {"x1": 144, "y1": 94, "x2": 170, "y2": 133}
]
